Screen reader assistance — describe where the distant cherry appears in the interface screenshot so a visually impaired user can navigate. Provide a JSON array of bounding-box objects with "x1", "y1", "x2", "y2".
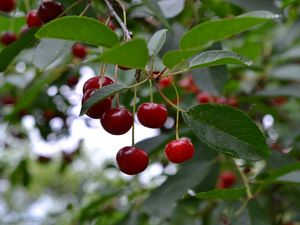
[
  {"x1": 67, "y1": 75, "x2": 79, "y2": 87},
  {"x1": 0, "y1": 0, "x2": 16, "y2": 13},
  {"x1": 165, "y1": 137, "x2": 195, "y2": 163},
  {"x1": 26, "y1": 10, "x2": 43, "y2": 27},
  {"x1": 82, "y1": 76, "x2": 114, "y2": 93},
  {"x1": 227, "y1": 97, "x2": 238, "y2": 107},
  {"x1": 101, "y1": 107, "x2": 133, "y2": 135},
  {"x1": 82, "y1": 88, "x2": 112, "y2": 119},
  {"x1": 216, "y1": 97, "x2": 227, "y2": 105},
  {"x1": 116, "y1": 146, "x2": 149, "y2": 175},
  {"x1": 196, "y1": 92, "x2": 214, "y2": 104},
  {"x1": 158, "y1": 77, "x2": 172, "y2": 89},
  {"x1": 37, "y1": 1, "x2": 64, "y2": 23},
  {"x1": 72, "y1": 43, "x2": 87, "y2": 59},
  {"x1": 137, "y1": 103, "x2": 168, "y2": 128},
  {"x1": 1, "y1": 32, "x2": 17, "y2": 46},
  {"x1": 1, "y1": 95, "x2": 16, "y2": 105},
  {"x1": 218, "y1": 171, "x2": 236, "y2": 189}
]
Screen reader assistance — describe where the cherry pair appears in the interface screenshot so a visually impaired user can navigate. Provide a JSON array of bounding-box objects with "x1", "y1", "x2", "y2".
[{"x1": 116, "y1": 137, "x2": 194, "y2": 175}]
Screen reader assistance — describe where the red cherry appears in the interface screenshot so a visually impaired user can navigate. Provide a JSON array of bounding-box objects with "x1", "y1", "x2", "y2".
[
  {"x1": 1, "y1": 95, "x2": 16, "y2": 105},
  {"x1": 158, "y1": 77, "x2": 172, "y2": 89},
  {"x1": 116, "y1": 146, "x2": 149, "y2": 175},
  {"x1": 108, "y1": 20, "x2": 117, "y2": 30},
  {"x1": 26, "y1": 10, "x2": 43, "y2": 27},
  {"x1": 216, "y1": 97, "x2": 227, "y2": 105},
  {"x1": 165, "y1": 137, "x2": 195, "y2": 163},
  {"x1": 196, "y1": 92, "x2": 213, "y2": 104},
  {"x1": 1, "y1": 32, "x2": 17, "y2": 46},
  {"x1": 72, "y1": 43, "x2": 87, "y2": 59},
  {"x1": 67, "y1": 76, "x2": 79, "y2": 87},
  {"x1": 101, "y1": 107, "x2": 133, "y2": 135},
  {"x1": 43, "y1": 110, "x2": 56, "y2": 121},
  {"x1": 218, "y1": 171, "x2": 236, "y2": 188},
  {"x1": 37, "y1": 1, "x2": 64, "y2": 23},
  {"x1": 82, "y1": 76, "x2": 114, "y2": 93},
  {"x1": 0, "y1": 0, "x2": 16, "y2": 13},
  {"x1": 137, "y1": 103, "x2": 168, "y2": 128},
  {"x1": 271, "y1": 96, "x2": 287, "y2": 106},
  {"x1": 82, "y1": 88, "x2": 112, "y2": 119},
  {"x1": 227, "y1": 97, "x2": 238, "y2": 107}
]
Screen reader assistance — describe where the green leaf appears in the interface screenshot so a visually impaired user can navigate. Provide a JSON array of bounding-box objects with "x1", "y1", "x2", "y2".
[
  {"x1": 266, "y1": 162, "x2": 300, "y2": 184},
  {"x1": 147, "y1": 29, "x2": 168, "y2": 56},
  {"x1": 35, "y1": 16, "x2": 119, "y2": 47},
  {"x1": 162, "y1": 49, "x2": 200, "y2": 69},
  {"x1": 143, "y1": 161, "x2": 211, "y2": 217},
  {"x1": 182, "y1": 104, "x2": 270, "y2": 161},
  {"x1": 189, "y1": 50, "x2": 252, "y2": 69},
  {"x1": 33, "y1": 39, "x2": 74, "y2": 70},
  {"x1": 196, "y1": 188, "x2": 246, "y2": 200},
  {"x1": 247, "y1": 200, "x2": 271, "y2": 225},
  {"x1": 80, "y1": 84, "x2": 128, "y2": 116},
  {"x1": 100, "y1": 39, "x2": 149, "y2": 69},
  {"x1": 0, "y1": 28, "x2": 38, "y2": 72},
  {"x1": 180, "y1": 11, "x2": 279, "y2": 50},
  {"x1": 270, "y1": 65, "x2": 300, "y2": 82},
  {"x1": 141, "y1": 0, "x2": 171, "y2": 29},
  {"x1": 0, "y1": 16, "x2": 26, "y2": 33},
  {"x1": 256, "y1": 84, "x2": 300, "y2": 98}
]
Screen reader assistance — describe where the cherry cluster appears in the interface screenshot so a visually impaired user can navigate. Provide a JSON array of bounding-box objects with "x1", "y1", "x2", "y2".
[
  {"x1": 81, "y1": 75, "x2": 195, "y2": 175},
  {"x1": 0, "y1": 0, "x2": 63, "y2": 47}
]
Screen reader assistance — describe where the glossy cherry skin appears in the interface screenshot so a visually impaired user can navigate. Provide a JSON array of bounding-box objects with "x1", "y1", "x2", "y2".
[
  {"x1": 0, "y1": 0, "x2": 16, "y2": 12},
  {"x1": 37, "y1": 1, "x2": 64, "y2": 23},
  {"x1": 196, "y1": 92, "x2": 214, "y2": 104},
  {"x1": 82, "y1": 76, "x2": 114, "y2": 93},
  {"x1": 165, "y1": 137, "x2": 195, "y2": 163},
  {"x1": 101, "y1": 107, "x2": 133, "y2": 135},
  {"x1": 116, "y1": 146, "x2": 149, "y2": 175},
  {"x1": 137, "y1": 103, "x2": 168, "y2": 128},
  {"x1": 82, "y1": 88, "x2": 112, "y2": 119},
  {"x1": 26, "y1": 10, "x2": 43, "y2": 27},
  {"x1": 0, "y1": 32, "x2": 17, "y2": 46},
  {"x1": 72, "y1": 43, "x2": 87, "y2": 59},
  {"x1": 218, "y1": 171, "x2": 236, "y2": 188}
]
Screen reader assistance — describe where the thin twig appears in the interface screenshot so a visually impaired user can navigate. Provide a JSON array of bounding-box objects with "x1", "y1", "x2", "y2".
[
  {"x1": 234, "y1": 160, "x2": 253, "y2": 199},
  {"x1": 103, "y1": 0, "x2": 132, "y2": 40}
]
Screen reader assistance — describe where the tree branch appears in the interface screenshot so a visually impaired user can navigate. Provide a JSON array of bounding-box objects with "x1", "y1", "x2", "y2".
[{"x1": 103, "y1": 0, "x2": 132, "y2": 40}]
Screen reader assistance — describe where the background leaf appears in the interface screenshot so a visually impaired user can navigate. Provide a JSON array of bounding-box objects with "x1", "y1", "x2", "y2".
[
  {"x1": 247, "y1": 200, "x2": 271, "y2": 225},
  {"x1": 36, "y1": 16, "x2": 119, "y2": 47},
  {"x1": 182, "y1": 104, "x2": 270, "y2": 161},
  {"x1": 147, "y1": 29, "x2": 168, "y2": 56},
  {"x1": 0, "y1": 28, "x2": 38, "y2": 72},
  {"x1": 33, "y1": 39, "x2": 74, "y2": 70},
  {"x1": 196, "y1": 188, "x2": 246, "y2": 200}
]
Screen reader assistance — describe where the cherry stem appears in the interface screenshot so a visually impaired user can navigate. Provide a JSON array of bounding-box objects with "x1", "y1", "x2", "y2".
[
  {"x1": 127, "y1": 76, "x2": 150, "y2": 89},
  {"x1": 149, "y1": 79, "x2": 153, "y2": 103},
  {"x1": 114, "y1": 65, "x2": 120, "y2": 107},
  {"x1": 170, "y1": 79, "x2": 180, "y2": 140},
  {"x1": 154, "y1": 83, "x2": 186, "y2": 113},
  {"x1": 103, "y1": 0, "x2": 132, "y2": 40},
  {"x1": 234, "y1": 160, "x2": 253, "y2": 199},
  {"x1": 79, "y1": 0, "x2": 92, "y2": 16},
  {"x1": 132, "y1": 85, "x2": 137, "y2": 146},
  {"x1": 165, "y1": 68, "x2": 189, "y2": 77},
  {"x1": 58, "y1": 0, "x2": 86, "y2": 18},
  {"x1": 115, "y1": 0, "x2": 127, "y2": 27}
]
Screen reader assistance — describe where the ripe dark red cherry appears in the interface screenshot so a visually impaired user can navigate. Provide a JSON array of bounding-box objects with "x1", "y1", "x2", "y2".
[
  {"x1": 116, "y1": 146, "x2": 149, "y2": 175},
  {"x1": 82, "y1": 88, "x2": 112, "y2": 119},
  {"x1": 1, "y1": 95, "x2": 16, "y2": 105},
  {"x1": 0, "y1": 32, "x2": 17, "y2": 46},
  {"x1": 72, "y1": 43, "x2": 87, "y2": 59},
  {"x1": 67, "y1": 75, "x2": 79, "y2": 87},
  {"x1": 101, "y1": 107, "x2": 133, "y2": 135},
  {"x1": 0, "y1": 0, "x2": 16, "y2": 12},
  {"x1": 137, "y1": 103, "x2": 168, "y2": 128},
  {"x1": 82, "y1": 76, "x2": 114, "y2": 93},
  {"x1": 165, "y1": 137, "x2": 195, "y2": 163},
  {"x1": 196, "y1": 92, "x2": 214, "y2": 104},
  {"x1": 218, "y1": 171, "x2": 236, "y2": 189},
  {"x1": 37, "y1": 1, "x2": 64, "y2": 23},
  {"x1": 26, "y1": 10, "x2": 43, "y2": 27}
]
